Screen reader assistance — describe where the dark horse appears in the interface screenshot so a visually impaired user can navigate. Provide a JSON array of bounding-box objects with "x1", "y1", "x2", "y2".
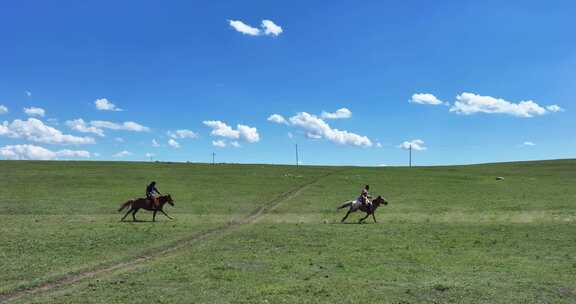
[
  {"x1": 118, "y1": 194, "x2": 175, "y2": 222},
  {"x1": 337, "y1": 195, "x2": 388, "y2": 223}
]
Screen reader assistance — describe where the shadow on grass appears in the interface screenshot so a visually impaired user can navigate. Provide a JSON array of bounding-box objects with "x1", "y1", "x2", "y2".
[
  {"x1": 327, "y1": 221, "x2": 377, "y2": 225},
  {"x1": 119, "y1": 219, "x2": 174, "y2": 223}
]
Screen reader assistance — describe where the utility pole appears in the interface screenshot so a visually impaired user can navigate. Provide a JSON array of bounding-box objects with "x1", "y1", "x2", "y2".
[
  {"x1": 212, "y1": 152, "x2": 215, "y2": 165},
  {"x1": 295, "y1": 144, "x2": 299, "y2": 168},
  {"x1": 409, "y1": 144, "x2": 412, "y2": 168}
]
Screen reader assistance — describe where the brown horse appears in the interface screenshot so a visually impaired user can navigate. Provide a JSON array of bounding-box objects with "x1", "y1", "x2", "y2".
[
  {"x1": 118, "y1": 194, "x2": 175, "y2": 222},
  {"x1": 337, "y1": 195, "x2": 388, "y2": 223}
]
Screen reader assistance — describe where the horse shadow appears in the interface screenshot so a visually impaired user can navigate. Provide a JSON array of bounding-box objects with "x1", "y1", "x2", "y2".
[
  {"x1": 120, "y1": 219, "x2": 155, "y2": 223},
  {"x1": 329, "y1": 221, "x2": 375, "y2": 225}
]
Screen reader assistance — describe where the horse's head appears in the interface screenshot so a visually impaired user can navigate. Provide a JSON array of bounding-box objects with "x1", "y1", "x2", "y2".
[
  {"x1": 162, "y1": 194, "x2": 175, "y2": 207},
  {"x1": 372, "y1": 195, "x2": 389, "y2": 206}
]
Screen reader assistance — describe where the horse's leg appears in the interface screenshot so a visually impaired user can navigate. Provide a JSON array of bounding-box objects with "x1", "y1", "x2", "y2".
[
  {"x1": 341, "y1": 209, "x2": 353, "y2": 223},
  {"x1": 372, "y1": 212, "x2": 377, "y2": 223},
  {"x1": 159, "y1": 209, "x2": 173, "y2": 220},
  {"x1": 132, "y1": 208, "x2": 139, "y2": 222},
  {"x1": 153, "y1": 210, "x2": 157, "y2": 222},
  {"x1": 359, "y1": 212, "x2": 370, "y2": 223},
  {"x1": 121, "y1": 207, "x2": 133, "y2": 221}
]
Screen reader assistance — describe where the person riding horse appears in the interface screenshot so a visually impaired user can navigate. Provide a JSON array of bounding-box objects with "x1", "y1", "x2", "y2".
[
  {"x1": 146, "y1": 181, "x2": 161, "y2": 208},
  {"x1": 358, "y1": 185, "x2": 372, "y2": 210}
]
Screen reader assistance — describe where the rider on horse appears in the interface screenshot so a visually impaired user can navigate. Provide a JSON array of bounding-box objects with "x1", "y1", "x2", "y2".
[
  {"x1": 146, "y1": 181, "x2": 161, "y2": 208},
  {"x1": 358, "y1": 185, "x2": 372, "y2": 210}
]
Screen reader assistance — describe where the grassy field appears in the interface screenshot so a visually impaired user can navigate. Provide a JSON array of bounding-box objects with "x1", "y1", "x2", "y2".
[{"x1": 1, "y1": 160, "x2": 575, "y2": 303}]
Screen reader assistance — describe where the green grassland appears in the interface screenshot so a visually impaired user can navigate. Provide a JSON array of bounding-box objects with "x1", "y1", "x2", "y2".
[{"x1": 1, "y1": 160, "x2": 575, "y2": 303}]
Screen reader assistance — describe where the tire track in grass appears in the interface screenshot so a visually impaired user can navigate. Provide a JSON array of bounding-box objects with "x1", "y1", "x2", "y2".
[{"x1": 0, "y1": 170, "x2": 338, "y2": 303}]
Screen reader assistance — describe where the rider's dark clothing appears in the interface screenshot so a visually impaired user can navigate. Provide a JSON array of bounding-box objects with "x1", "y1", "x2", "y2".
[
  {"x1": 146, "y1": 184, "x2": 160, "y2": 198},
  {"x1": 146, "y1": 183, "x2": 161, "y2": 208}
]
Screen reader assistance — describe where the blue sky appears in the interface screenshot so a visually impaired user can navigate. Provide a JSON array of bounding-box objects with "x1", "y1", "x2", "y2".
[{"x1": 1, "y1": 0, "x2": 574, "y2": 166}]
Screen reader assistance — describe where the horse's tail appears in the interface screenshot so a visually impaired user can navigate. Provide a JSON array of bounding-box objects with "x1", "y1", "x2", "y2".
[
  {"x1": 337, "y1": 201, "x2": 353, "y2": 210},
  {"x1": 118, "y1": 200, "x2": 133, "y2": 212}
]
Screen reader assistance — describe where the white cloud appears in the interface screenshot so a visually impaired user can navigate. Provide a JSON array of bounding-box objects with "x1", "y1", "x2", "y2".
[
  {"x1": 55, "y1": 149, "x2": 91, "y2": 158},
  {"x1": 1, "y1": 118, "x2": 94, "y2": 145},
  {"x1": 145, "y1": 152, "x2": 155, "y2": 158},
  {"x1": 522, "y1": 141, "x2": 536, "y2": 147},
  {"x1": 152, "y1": 139, "x2": 160, "y2": 147},
  {"x1": 230, "y1": 141, "x2": 241, "y2": 148},
  {"x1": 0, "y1": 105, "x2": 8, "y2": 114},
  {"x1": 167, "y1": 129, "x2": 198, "y2": 139},
  {"x1": 228, "y1": 20, "x2": 261, "y2": 36},
  {"x1": 410, "y1": 93, "x2": 444, "y2": 105},
  {"x1": 168, "y1": 138, "x2": 180, "y2": 149},
  {"x1": 91, "y1": 120, "x2": 149, "y2": 132},
  {"x1": 376, "y1": 142, "x2": 383, "y2": 148},
  {"x1": 449, "y1": 93, "x2": 552, "y2": 118},
  {"x1": 24, "y1": 107, "x2": 45, "y2": 117},
  {"x1": 321, "y1": 108, "x2": 352, "y2": 119},
  {"x1": 95, "y1": 98, "x2": 122, "y2": 111},
  {"x1": 203, "y1": 120, "x2": 240, "y2": 139},
  {"x1": 212, "y1": 140, "x2": 227, "y2": 148},
  {"x1": 546, "y1": 105, "x2": 564, "y2": 112},
  {"x1": 0, "y1": 145, "x2": 54, "y2": 160},
  {"x1": 113, "y1": 150, "x2": 131, "y2": 158},
  {"x1": 0, "y1": 144, "x2": 90, "y2": 160},
  {"x1": 289, "y1": 112, "x2": 372, "y2": 147},
  {"x1": 0, "y1": 124, "x2": 9, "y2": 135},
  {"x1": 306, "y1": 132, "x2": 322, "y2": 139},
  {"x1": 261, "y1": 19, "x2": 283, "y2": 36},
  {"x1": 237, "y1": 124, "x2": 260, "y2": 143},
  {"x1": 267, "y1": 114, "x2": 288, "y2": 125},
  {"x1": 65, "y1": 119, "x2": 105, "y2": 137},
  {"x1": 228, "y1": 19, "x2": 283, "y2": 37},
  {"x1": 203, "y1": 120, "x2": 261, "y2": 143},
  {"x1": 398, "y1": 139, "x2": 427, "y2": 151},
  {"x1": 114, "y1": 137, "x2": 125, "y2": 143}
]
